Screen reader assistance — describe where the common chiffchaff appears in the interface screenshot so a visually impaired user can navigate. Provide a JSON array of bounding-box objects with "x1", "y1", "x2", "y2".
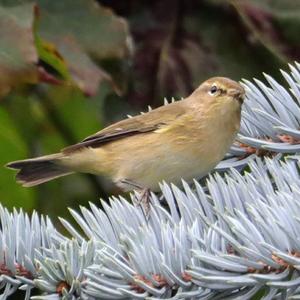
[{"x1": 7, "y1": 77, "x2": 245, "y2": 192}]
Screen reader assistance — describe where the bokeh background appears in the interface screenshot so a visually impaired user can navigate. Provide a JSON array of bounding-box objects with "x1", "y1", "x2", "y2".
[{"x1": 0, "y1": 0, "x2": 299, "y2": 222}]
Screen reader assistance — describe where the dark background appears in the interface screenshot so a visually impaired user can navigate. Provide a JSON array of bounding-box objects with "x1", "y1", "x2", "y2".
[{"x1": 0, "y1": 0, "x2": 299, "y2": 222}]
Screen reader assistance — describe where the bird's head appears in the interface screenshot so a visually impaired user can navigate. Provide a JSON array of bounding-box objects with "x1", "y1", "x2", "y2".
[{"x1": 191, "y1": 77, "x2": 245, "y2": 109}]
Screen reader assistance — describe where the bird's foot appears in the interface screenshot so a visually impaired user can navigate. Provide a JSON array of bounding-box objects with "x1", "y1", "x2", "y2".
[
  {"x1": 118, "y1": 179, "x2": 152, "y2": 219},
  {"x1": 134, "y1": 188, "x2": 151, "y2": 218}
]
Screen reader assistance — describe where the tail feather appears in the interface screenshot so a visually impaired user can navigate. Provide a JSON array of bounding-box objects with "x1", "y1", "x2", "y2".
[{"x1": 6, "y1": 154, "x2": 73, "y2": 187}]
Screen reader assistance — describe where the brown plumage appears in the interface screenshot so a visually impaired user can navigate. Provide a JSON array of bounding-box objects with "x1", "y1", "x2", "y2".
[{"x1": 7, "y1": 77, "x2": 245, "y2": 191}]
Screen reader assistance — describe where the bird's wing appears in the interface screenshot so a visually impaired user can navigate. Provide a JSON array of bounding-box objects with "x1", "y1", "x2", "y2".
[{"x1": 62, "y1": 101, "x2": 187, "y2": 154}]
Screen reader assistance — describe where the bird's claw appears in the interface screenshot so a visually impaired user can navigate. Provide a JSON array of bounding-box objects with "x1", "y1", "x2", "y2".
[{"x1": 133, "y1": 188, "x2": 151, "y2": 219}]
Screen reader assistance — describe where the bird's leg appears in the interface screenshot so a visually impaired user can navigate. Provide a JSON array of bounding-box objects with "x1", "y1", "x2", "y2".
[
  {"x1": 136, "y1": 187, "x2": 151, "y2": 218},
  {"x1": 119, "y1": 179, "x2": 151, "y2": 218}
]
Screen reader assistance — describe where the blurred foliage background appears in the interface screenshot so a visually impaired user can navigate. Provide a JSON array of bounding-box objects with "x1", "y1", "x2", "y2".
[{"x1": 0, "y1": 0, "x2": 299, "y2": 222}]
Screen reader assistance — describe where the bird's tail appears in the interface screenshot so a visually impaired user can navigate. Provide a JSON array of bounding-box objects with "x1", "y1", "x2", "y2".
[{"x1": 6, "y1": 154, "x2": 73, "y2": 187}]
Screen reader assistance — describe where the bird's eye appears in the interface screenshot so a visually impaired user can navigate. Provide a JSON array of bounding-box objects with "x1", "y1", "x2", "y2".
[{"x1": 209, "y1": 85, "x2": 218, "y2": 95}]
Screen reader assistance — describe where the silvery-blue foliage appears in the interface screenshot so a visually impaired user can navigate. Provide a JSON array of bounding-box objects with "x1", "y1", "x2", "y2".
[
  {"x1": 217, "y1": 62, "x2": 300, "y2": 170},
  {"x1": 0, "y1": 206, "x2": 60, "y2": 299},
  {"x1": 1, "y1": 64, "x2": 300, "y2": 299},
  {"x1": 0, "y1": 156, "x2": 300, "y2": 299}
]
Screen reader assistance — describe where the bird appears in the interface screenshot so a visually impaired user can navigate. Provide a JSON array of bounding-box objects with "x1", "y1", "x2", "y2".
[{"x1": 7, "y1": 77, "x2": 245, "y2": 196}]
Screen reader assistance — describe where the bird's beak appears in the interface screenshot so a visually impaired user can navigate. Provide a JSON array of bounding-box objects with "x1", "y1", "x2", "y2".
[{"x1": 228, "y1": 88, "x2": 245, "y2": 105}]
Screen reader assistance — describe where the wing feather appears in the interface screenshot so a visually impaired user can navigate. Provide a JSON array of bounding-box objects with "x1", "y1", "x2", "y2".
[{"x1": 62, "y1": 101, "x2": 187, "y2": 154}]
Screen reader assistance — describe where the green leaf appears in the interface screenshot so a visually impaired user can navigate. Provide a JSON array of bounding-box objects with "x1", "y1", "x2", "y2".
[
  {"x1": 37, "y1": 0, "x2": 130, "y2": 59},
  {"x1": 0, "y1": 107, "x2": 36, "y2": 210},
  {"x1": 35, "y1": 0, "x2": 131, "y2": 96},
  {"x1": 0, "y1": 3, "x2": 38, "y2": 97},
  {"x1": 45, "y1": 85, "x2": 104, "y2": 141},
  {"x1": 0, "y1": 0, "x2": 131, "y2": 96},
  {"x1": 35, "y1": 35, "x2": 70, "y2": 81}
]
